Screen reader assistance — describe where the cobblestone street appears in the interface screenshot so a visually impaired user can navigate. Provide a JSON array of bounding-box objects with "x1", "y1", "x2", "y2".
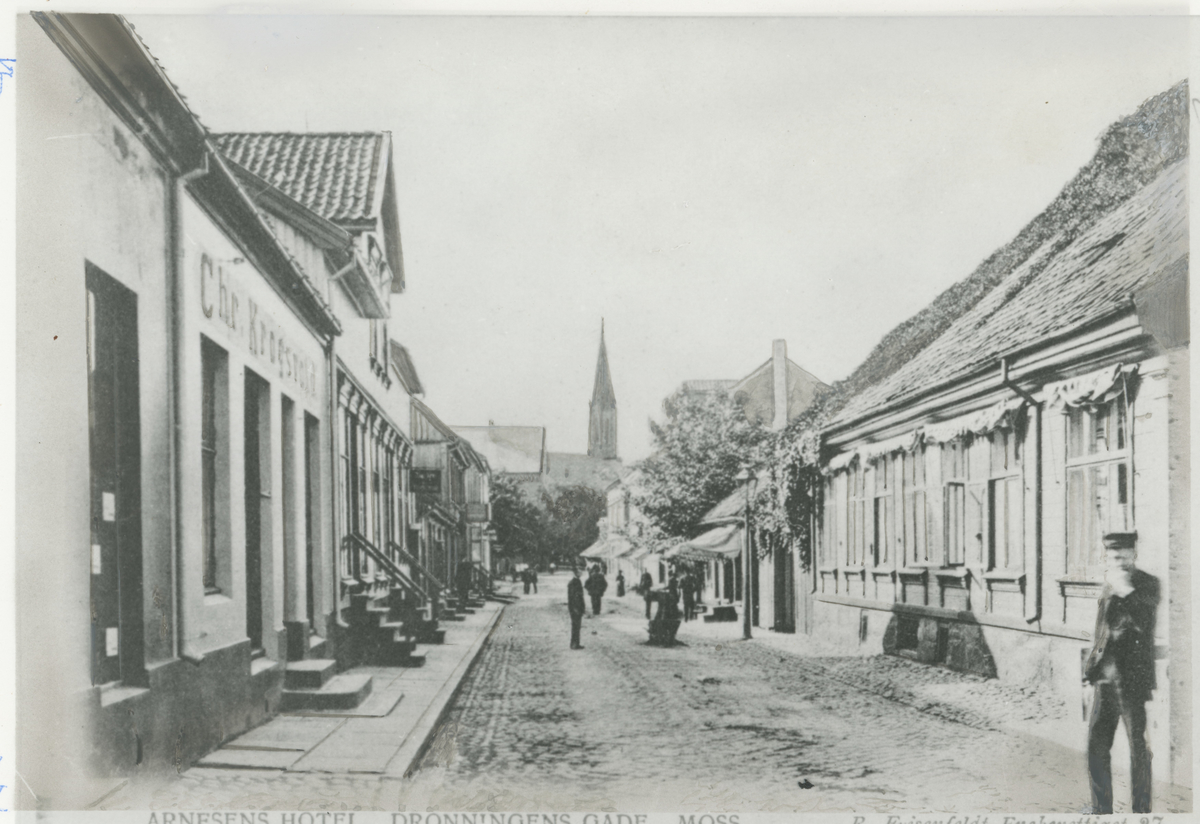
[
  {"x1": 405, "y1": 573, "x2": 1187, "y2": 814},
  {"x1": 98, "y1": 574, "x2": 1190, "y2": 814}
]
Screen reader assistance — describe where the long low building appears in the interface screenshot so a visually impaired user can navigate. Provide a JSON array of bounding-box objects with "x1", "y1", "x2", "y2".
[{"x1": 815, "y1": 146, "x2": 1188, "y2": 787}]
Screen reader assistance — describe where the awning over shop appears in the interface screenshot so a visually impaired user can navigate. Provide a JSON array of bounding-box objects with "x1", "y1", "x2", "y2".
[
  {"x1": 579, "y1": 540, "x2": 609, "y2": 560},
  {"x1": 667, "y1": 523, "x2": 743, "y2": 562},
  {"x1": 824, "y1": 396, "x2": 1029, "y2": 474},
  {"x1": 1044, "y1": 363, "x2": 1139, "y2": 410},
  {"x1": 608, "y1": 537, "x2": 634, "y2": 559},
  {"x1": 922, "y1": 397, "x2": 1026, "y2": 444}
]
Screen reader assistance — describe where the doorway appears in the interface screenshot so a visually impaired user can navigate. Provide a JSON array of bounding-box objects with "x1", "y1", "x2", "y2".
[
  {"x1": 244, "y1": 370, "x2": 270, "y2": 655},
  {"x1": 86, "y1": 265, "x2": 144, "y2": 685}
]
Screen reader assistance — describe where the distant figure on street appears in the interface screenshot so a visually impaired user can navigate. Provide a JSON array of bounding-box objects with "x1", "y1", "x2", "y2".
[
  {"x1": 530, "y1": 567, "x2": 539, "y2": 594},
  {"x1": 616, "y1": 571, "x2": 626, "y2": 597},
  {"x1": 681, "y1": 570, "x2": 695, "y2": 622},
  {"x1": 567, "y1": 566, "x2": 585, "y2": 650},
  {"x1": 585, "y1": 566, "x2": 608, "y2": 616},
  {"x1": 1083, "y1": 532, "x2": 1159, "y2": 815},
  {"x1": 521, "y1": 568, "x2": 531, "y2": 595},
  {"x1": 455, "y1": 559, "x2": 473, "y2": 606},
  {"x1": 550, "y1": 563, "x2": 557, "y2": 575},
  {"x1": 640, "y1": 571, "x2": 654, "y2": 618}
]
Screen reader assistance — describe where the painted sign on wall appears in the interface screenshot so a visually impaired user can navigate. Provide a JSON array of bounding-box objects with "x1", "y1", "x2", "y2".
[{"x1": 200, "y1": 252, "x2": 319, "y2": 399}]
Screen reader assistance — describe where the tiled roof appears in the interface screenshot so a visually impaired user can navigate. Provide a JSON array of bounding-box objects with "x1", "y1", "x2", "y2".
[
  {"x1": 680, "y1": 379, "x2": 737, "y2": 394},
  {"x1": 213, "y1": 132, "x2": 389, "y2": 224},
  {"x1": 830, "y1": 160, "x2": 1187, "y2": 428},
  {"x1": 545, "y1": 452, "x2": 626, "y2": 494}
]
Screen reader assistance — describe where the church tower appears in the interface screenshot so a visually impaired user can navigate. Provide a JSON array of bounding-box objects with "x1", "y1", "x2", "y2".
[{"x1": 588, "y1": 320, "x2": 618, "y2": 459}]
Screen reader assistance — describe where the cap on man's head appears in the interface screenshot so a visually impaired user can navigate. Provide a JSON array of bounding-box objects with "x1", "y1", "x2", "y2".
[{"x1": 1102, "y1": 532, "x2": 1138, "y2": 550}]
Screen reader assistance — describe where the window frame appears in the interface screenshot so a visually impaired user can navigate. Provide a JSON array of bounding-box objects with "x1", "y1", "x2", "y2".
[{"x1": 1064, "y1": 396, "x2": 1133, "y2": 581}]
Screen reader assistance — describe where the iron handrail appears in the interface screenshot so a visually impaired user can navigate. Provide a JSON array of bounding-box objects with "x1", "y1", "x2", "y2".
[
  {"x1": 388, "y1": 540, "x2": 446, "y2": 594},
  {"x1": 343, "y1": 532, "x2": 431, "y2": 604}
]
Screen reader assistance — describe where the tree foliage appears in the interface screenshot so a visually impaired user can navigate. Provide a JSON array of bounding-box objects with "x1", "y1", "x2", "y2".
[
  {"x1": 489, "y1": 475, "x2": 545, "y2": 562},
  {"x1": 540, "y1": 485, "x2": 607, "y2": 563},
  {"x1": 489, "y1": 475, "x2": 607, "y2": 569},
  {"x1": 635, "y1": 388, "x2": 770, "y2": 539}
]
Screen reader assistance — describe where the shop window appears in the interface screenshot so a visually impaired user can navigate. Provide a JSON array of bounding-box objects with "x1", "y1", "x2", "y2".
[
  {"x1": 1066, "y1": 398, "x2": 1132, "y2": 580},
  {"x1": 200, "y1": 336, "x2": 229, "y2": 594}
]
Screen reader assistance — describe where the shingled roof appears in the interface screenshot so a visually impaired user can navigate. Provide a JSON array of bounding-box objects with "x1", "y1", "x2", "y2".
[
  {"x1": 213, "y1": 132, "x2": 390, "y2": 225},
  {"x1": 830, "y1": 159, "x2": 1187, "y2": 428}
]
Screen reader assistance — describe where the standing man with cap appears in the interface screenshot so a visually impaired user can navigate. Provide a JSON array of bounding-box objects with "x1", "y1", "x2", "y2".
[
  {"x1": 567, "y1": 565, "x2": 586, "y2": 650},
  {"x1": 1083, "y1": 532, "x2": 1159, "y2": 814}
]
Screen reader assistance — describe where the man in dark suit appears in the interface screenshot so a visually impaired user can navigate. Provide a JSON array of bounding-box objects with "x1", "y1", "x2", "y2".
[
  {"x1": 1083, "y1": 532, "x2": 1159, "y2": 814},
  {"x1": 567, "y1": 566, "x2": 586, "y2": 650},
  {"x1": 585, "y1": 566, "x2": 608, "y2": 616}
]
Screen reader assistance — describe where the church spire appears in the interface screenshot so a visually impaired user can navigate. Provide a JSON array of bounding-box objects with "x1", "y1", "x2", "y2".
[{"x1": 588, "y1": 319, "x2": 618, "y2": 459}]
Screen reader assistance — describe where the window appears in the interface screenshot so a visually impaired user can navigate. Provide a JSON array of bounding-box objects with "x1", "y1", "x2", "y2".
[
  {"x1": 1066, "y1": 397, "x2": 1131, "y2": 580},
  {"x1": 902, "y1": 447, "x2": 929, "y2": 566},
  {"x1": 200, "y1": 337, "x2": 228, "y2": 593},
  {"x1": 846, "y1": 462, "x2": 867, "y2": 566},
  {"x1": 872, "y1": 455, "x2": 894, "y2": 566},
  {"x1": 369, "y1": 320, "x2": 390, "y2": 383},
  {"x1": 821, "y1": 476, "x2": 838, "y2": 567},
  {"x1": 988, "y1": 428, "x2": 1023, "y2": 571},
  {"x1": 943, "y1": 441, "x2": 966, "y2": 566}
]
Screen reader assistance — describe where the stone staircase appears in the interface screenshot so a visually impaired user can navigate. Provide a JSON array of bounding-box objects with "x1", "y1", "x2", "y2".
[{"x1": 280, "y1": 658, "x2": 374, "y2": 712}]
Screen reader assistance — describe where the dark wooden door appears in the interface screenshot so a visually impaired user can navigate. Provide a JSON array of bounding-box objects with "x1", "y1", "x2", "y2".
[
  {"x1": 244, "y1": 371, "x2": 268, "y2": 653},
  {"x1": 304, "y1": 413, "x2": 319, "y2": 632},
  {"x1": 86, "y1": 266, "x2": 143, "y2": 685}
]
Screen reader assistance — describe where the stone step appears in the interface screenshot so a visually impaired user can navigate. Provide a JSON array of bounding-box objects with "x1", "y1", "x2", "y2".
[
  {"x1": 284, "y1": 658, "x2": 338, "y2": 690},
  {"x1": 281, "y1": 672, "x2": 373, "y2": 712},
  {"x1": 307, "y1": 633, "x2": 328, "y2": 659},
  {"x1": 416, "y1": 627, "x2": 446, "y2": 645}
]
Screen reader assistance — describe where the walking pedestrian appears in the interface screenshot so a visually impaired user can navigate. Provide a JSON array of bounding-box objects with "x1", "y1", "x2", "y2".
[
  {"x1": 616, "y1": 571, "x2": 626, "y2": 597},
  {"x1": 521, "y1": 567, "x2": 531, "y2": 595},
  {"x1": 531, "y1": 567, "x2": 539, "y2": 594},
  {"x1": 640, "y1": 570, "x2": 654, "y2": 618},
  {"x1": 585, "y1": 565, "x2": 608, "y2": 616},
  {"x1": 1083, "y1": 532, "x2": 1159, "y2": 814},
  {"x1": 681, "y1": 569, "x2": 695, "y2": 622},
  {"x1": 567, "y1": 566, "x2": 585, "y2": 650}
]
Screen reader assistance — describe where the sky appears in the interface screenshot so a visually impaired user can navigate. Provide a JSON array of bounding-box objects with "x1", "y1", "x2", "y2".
[{"x1": 127, "y1": 14, "x2": 1188, "y2": 461}]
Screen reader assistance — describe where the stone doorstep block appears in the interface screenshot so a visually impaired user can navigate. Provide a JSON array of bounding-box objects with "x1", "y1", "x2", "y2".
[
  {"x1": 281, "y1": 672, "x2": 373, "y2": 712},
  {"x1": 284, "y1": 659, "x2": 339, "y2": 690},
  {"x1": 224, "y1": 715, "x2": 344, "y2": 751},
  {"x1": 197, "y1": 748, "x2": 302, "y2": 770}
]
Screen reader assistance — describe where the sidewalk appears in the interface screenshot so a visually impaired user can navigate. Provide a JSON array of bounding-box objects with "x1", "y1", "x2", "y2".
[{"x1": 99, "y1": 590, "x2": 510, "y2": 809}]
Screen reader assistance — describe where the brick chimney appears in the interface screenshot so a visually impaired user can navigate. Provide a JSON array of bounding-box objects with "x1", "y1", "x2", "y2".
[{"x1": 772, "y1": 339, "x2": 788, "y2": 431}]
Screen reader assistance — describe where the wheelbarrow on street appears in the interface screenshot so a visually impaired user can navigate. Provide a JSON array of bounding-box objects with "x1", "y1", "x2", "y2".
[{"x1": 647, "y1": 589, "x2": 682, "y2": 646}]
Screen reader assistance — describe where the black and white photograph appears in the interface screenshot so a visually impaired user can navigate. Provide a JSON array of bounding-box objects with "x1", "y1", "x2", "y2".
[{"x1": 6, "y1": 4, "x2": 1194, "y2": 816}]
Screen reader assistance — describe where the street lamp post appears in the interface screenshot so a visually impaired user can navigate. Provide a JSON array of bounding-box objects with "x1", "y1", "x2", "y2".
[{"x1": 736, "y1": 468, "x2": 756, "y2": 640}]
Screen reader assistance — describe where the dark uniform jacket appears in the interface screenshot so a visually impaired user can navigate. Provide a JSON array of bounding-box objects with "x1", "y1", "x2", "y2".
[
  {"x1": 567, "y1": 576, "x2": 585, "y2": 616},
  {"x1": 1084, "y1": 568, "x2": 1159, "y2": 701},
  {"x1": 585, "y1": 572, "x2": 608, "y2": 598}
]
